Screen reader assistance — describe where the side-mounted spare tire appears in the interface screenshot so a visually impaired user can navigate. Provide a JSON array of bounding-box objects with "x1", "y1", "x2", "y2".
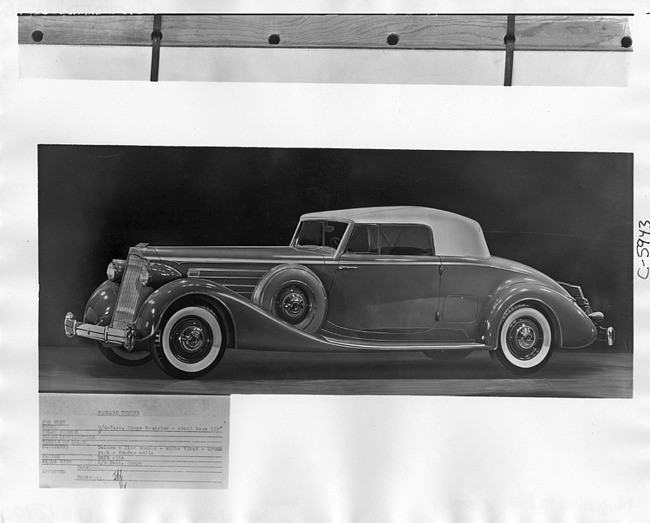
[{"x1": 252, "y1": 264, "x2": 327, "y2": 333}]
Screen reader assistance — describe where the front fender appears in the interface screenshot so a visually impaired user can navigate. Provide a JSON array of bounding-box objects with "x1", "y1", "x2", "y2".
[
  {"x1": 83, "y1": 280, "x2": 120, "y2": 326},
  {"x1": 134, "y1": 278, "x2": 240, "y2": 340},
  {"x1": 481, "y1": 283, "x2": 597, "y2": 349},
  {"x1": 133, "y1": 278, "x2": 353, "y2": 353}
]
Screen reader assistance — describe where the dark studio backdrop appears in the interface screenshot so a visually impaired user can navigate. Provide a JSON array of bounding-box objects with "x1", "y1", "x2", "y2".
[{"x1": 38, "y1": 146, "x2": 633, "y2": 352}]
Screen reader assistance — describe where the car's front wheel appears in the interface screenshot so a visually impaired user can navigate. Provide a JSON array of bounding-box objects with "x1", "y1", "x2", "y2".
[
  {"x1": 490, "y1": 304, "x2": 554, "y2": 375},
  {"x1": 151, "y1": 305, "x2": 226, "y2": 379},
  {"x1": 96, "y1": 342, "x2": 152, "y2": 366}
]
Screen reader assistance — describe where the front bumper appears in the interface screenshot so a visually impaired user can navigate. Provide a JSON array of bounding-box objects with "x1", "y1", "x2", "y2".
[{"x1": 64, "y1": 312, "x2": 135, "y2": 349}]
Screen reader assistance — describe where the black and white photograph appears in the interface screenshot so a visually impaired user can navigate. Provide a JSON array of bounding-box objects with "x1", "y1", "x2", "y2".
[
  {"x1": 2, "y1": 1, "x2": 650, "y2": 521},
  {"x1": 40, "y1": 146, "x2": 632, "y2": 398}
]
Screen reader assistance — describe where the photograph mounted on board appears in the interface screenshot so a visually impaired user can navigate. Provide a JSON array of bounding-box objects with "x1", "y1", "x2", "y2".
[{"x1": 39, "y1": 146, "x2": 632, "y2": 397}]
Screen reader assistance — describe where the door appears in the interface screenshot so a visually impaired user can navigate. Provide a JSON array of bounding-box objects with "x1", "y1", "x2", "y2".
[{"x1": 327, "y1": 223, "x2": 441, "y2": 332}]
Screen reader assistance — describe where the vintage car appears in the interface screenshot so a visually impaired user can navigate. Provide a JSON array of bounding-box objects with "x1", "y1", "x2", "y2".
[{"x1": 65, "y1": 206, "x2": 615, "y2": 379}]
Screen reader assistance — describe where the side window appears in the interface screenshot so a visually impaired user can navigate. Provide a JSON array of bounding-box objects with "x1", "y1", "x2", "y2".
[
  {"x1": 380, "y1": 225, "x2": 434, "y2": 255},
  {"x1": 346, "y1": 224, "x2": 379, "y2": 254},
  {"x1": 346, "y1": 224, "x2": 434, "y2": 256},
  {"x1": 323, "y1": 221, "x2": 348, "y2": 248}
]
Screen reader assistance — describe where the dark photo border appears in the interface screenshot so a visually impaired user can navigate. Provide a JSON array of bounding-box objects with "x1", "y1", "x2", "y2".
[{"x1": 38, "y1": 145, "x2": 633, "y2": 397}]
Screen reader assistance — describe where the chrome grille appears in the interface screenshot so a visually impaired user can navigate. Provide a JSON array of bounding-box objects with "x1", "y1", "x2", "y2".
[{"x1": 111, "y1": 253, "x2": 146, "y2": 330}]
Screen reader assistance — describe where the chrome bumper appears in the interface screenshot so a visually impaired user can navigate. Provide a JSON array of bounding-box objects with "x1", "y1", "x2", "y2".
[
  {"x1": 597, "y1": 325, "x2": 616, "y2": 347},
  {"x1": 64, "y1": 312, "x2": 135, "y2": 349},
  {"x1": 587, "y1": 311, "x2": 615, "y2": 347}
]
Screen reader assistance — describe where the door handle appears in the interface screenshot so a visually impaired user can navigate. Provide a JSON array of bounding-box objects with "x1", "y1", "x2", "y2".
[{"x1": 338, "y1": 265, "x2": 358, "y2": 270}]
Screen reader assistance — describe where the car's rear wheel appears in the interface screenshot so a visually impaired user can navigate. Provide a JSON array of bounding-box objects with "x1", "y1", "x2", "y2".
[
  {"x1": 490, "y1": 304, "x2": 554, "y2": 375},
  {"x1": 151, "y1": 305, "x2": 226, "y2": 379},
  {"x1": 96, "y1": 342, "x2": 152, "y2": 366}
]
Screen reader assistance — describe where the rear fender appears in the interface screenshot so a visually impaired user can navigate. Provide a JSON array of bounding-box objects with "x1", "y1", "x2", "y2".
[
  {"x1": 480, "y1": 283, "x2": 565, "y2": 349},
  {"x1": 480, "y1": 282, "x2": 598, "y2": 349}
]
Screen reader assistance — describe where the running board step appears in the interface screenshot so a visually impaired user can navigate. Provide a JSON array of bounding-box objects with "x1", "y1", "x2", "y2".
[{"x1": 320, "y1": 338, "x2": 492, "y2": 352}]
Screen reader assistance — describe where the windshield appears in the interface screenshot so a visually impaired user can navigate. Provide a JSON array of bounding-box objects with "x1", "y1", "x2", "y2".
[{"x1": 294, "y1": 220, "x2": 348, "y2": 249}]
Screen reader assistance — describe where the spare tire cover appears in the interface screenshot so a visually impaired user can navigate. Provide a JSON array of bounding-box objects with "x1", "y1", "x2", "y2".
[{"x1": 252, "y1": 264, "x2": 327, "y2": 333}]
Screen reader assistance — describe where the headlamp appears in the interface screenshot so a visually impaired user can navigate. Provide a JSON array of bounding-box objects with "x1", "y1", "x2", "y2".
[{"x1": 106, "y1": 260, "x2": 125, "y2": 282}]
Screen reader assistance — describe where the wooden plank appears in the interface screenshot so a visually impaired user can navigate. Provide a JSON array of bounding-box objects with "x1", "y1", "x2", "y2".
[
  {"x1": 161, "y1": 15, "x2": 507, "y2": 50},
  {"x1": 18, "y1": 14, "x2": 507, "y2": 50},
  {"x1": 515, "y1": 15, "x2": 632, "y2": 51},
  {"x1": 18, "y1": 14, "x2": 153, "y2": 46},
  {"x1": 18, "y1": 14, "x2": 632, "y2": 52}
]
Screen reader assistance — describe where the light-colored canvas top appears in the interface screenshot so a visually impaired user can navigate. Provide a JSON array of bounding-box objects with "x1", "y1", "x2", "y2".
[{"x1": 300, "y1": 206, "x2": 490, "y2": 258}]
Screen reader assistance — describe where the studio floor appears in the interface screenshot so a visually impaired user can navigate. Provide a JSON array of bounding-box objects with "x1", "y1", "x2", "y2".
[{"x1": 39, "y1": 345, "x2": 633, "y2": 398}]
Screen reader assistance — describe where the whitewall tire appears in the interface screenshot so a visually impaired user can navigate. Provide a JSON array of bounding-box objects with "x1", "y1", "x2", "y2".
[
  {"x1": 490, "y1": 305, "x2": 554, "y2": 375},
  {"x1": 151, "y1": 305, "x2": 226, "y2": 379}
]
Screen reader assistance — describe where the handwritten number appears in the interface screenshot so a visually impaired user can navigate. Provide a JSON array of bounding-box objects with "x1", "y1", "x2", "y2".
[
  {"x1": 637, "y1": 223, "x2": 650, "y2": 279},
  {"x1": 113, "y1": 469, "x2": 127, "y2": 488}
]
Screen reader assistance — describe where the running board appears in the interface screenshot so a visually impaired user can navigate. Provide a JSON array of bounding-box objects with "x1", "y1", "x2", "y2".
[{"x1": 320, "y1": 337, "x2": 492, "y2": 352}]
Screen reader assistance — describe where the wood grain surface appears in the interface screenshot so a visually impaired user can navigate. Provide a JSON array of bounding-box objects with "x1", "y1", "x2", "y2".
[
  {"x1": 160, "y1": 14, "x2": 506, "y2": 50},
  {"x1": 515, "y1": 15, "x2": 632, "y2": 51},
  {"x1": 18, "y1": 14, "x2": 154, "y2": 46},
  {"x1": 18, "y1": 14, "x2": 632, "y2": 51}
]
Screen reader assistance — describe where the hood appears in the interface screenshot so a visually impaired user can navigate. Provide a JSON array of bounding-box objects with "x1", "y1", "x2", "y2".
[{"x1": 136, "y1": 245, "x2": 331, "y2": 265}]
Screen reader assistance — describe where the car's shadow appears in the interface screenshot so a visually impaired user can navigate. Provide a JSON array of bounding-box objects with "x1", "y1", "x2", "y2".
[
  {"x1": 39, "y1": 346, "x2": 632, "y2": 398},
  {"x1": 203, "y1": 349, "x2": 607, "y2": 382}
]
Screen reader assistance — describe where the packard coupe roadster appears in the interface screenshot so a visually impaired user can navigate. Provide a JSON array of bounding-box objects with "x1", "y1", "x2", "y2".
[{"x1": 65, "y1": 207, "x2": 614, "y2": 379}]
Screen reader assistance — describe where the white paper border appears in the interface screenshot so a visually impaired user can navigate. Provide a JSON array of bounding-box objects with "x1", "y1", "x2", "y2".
[{"x1": 2, "y1": 1, "x2": 649, "y2": 521}]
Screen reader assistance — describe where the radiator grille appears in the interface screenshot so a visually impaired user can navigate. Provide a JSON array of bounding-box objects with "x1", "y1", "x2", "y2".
[{"x1": 111, "y1": 254, "x2": 146, "y2": 330}]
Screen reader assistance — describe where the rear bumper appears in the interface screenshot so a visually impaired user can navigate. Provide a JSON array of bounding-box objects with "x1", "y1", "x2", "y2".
[
  {"x1": 587, "y1": 312, "x2": 615, "y2": 347},
  {"x1": 596, "y1": 325, "x2": 616, "y2": 347},
  {"x1": 64, "y1": 312, "x2": 134, "y2": 349},
  {"x1": 559, "y1": 283, "x2": 616, "y2": 348}
]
